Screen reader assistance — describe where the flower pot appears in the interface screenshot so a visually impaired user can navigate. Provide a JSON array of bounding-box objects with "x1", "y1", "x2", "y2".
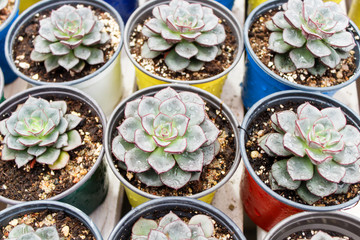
[
  {"x1": 108, "y1": 197, "x2": 246, "y2": 240},
  {"x1": 264, "y1": 211, "x2": 360, "y2": 240},
  {"x1": 241, "y1": 0, "x2": 360, "y2": 110},
  {"x1": 0, "y1": 85, "x2": 108, "y2": 215},
  {"x1": 0, "y1": 200, "x2": 102, "y2": 239},
  {"x1": 124, "y1": 0, "x2": 244, "y2": 98},
  {"x1": 215, "y1": 0, "x2": 234, "y2": 10},
  {"x1": 0, "y1": 68, "x2": 5, "y2": 102},
  {"x1": 0, "y1": 0, "x2": 19, "y2": 85},
  {"x1": 19, "y1": 0, "x2": 40, "y2": 13},
  {"x1": 105, "y1": 84, "x2": 241, "y2": 207},
  {"x1": 240, "y1": 90, "x2": 360, "y2": 231},
  {"x1": 5, "y1": 0, "x2": 124, "y2": 116},
  {"x1": 104, "y1": 0, "x2": 138, "y2": 23}
]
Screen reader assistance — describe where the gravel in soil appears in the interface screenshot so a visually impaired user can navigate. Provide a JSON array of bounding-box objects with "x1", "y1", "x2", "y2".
[
  {"x1": 284, "y1": 229, "x2": 352, "y2": 240},
  {"x1": 249, "y1": 9, "x2": 357, "y2": 87},
  {"x1": 12, "y1": 4, "x2": 121, "y2": 83},
  {"x1": 0, "y1": 0, "x2": 15, "y2": 26},
  {"x1": 130, "y1": 19, "x2": 237, "y2": 81},
  {"x1": 113, "y1": 103, "x2": 236, "y2": 197},
  {"x1": 0, "y1": 96, "x2": 103, "y2": 201},
  {"x1": 245, "y1": 101, "x2": 360, "y2": 206},
  {"x1": 0, "y1": 209, "x2": 95, "y2": 239}
]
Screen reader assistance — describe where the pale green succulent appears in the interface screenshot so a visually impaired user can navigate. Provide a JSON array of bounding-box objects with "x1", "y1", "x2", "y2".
[
  {"x1": 310, "y1": 231, "x2": 345, "y2": 240},
  {"x1": 0, "y1": 0, "x2": 8, "y2": 11},
  {"x1": 30, "y1": 5, "x2": 110, "y2": 73},
  {"x1": 8, "y1": 224, "x2": 62, "y2": 240},
  {"x1": 131, "y1": 211, "x2": 218, "y2": 240},
  {"x1": 112, "y1": 87, "x2": 221, "y2": 190},
  {"x1": 259, "y1": 102, "x2": 360, "y2": 204},
  {"x1": 266, "y1": 0, "x2": 355, "y2": 75},
  {"x1": 141, "y1": 0, "x2": 226, "y2": 72},
  {"x1": 0, "y1": 96, "x2": 83, "y2": 170}
]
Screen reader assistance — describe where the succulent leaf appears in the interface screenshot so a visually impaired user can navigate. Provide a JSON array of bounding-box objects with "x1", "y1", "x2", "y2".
[
  {"x1": 125, "y1": 148, "x2": 151, "y2": 173},
  {"x1": 165, "y1": 49, "x2": 190, "y2": 72},
  {"x1": 188, "y1": 215, "x2": 214, "y2": 238},
  {"x1": 296, "y1": 184, "x2": 320, "y2": 204},
  {"x1": 136, "y1": 169, "x2": 164, "y2": 187},
  {"x1": 160, "y1": 165, "x2": 192, "y2": 189},
  {"x1": 272, "y1": 159, "x2": 301, "y2": 190},
  {"x1": 132, "y1": 218, "x2": 157, "y2": 236},
  {"x1": 269, "y1": 32, "x2": 293, "y2": 54},
  {"x1": 287, "y1": 156, "x2": 313, "y2": 181},
  {"x1": 317, "y1": 160, "x2": 345, "y2": 183},
  {"x1": 273, "y1": 54, "x2": 296, "y2": 73},
  {"x1": 306, "y1": 171, "x2": 338, "y2": 197},
  {"x1": 148, "y1": 147, "x2": 175, "y2": 174}
]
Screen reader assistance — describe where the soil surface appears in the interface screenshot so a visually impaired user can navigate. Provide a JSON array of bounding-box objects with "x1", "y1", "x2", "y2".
[
  {"x1": 0, "y1": 96, "x2": 103, "y2": 201},
  {"x1": 12, "y1": 4, "x2": 121, "y2": 83},
  {"x1": 0, "y1": 209, "x2": 95, "y2": 239},
  {"x1": 249, "y1": 9, "x2": 357, "y2": 87},
  {"x1": 245, "y1": 100, "x2": 360, "y2": 206},
  {"x1": 284, "y1": 229, "x2": 352, "y2": 240},
  {"x1": 112, "y1": 102, "x2": 236, "y2": 197},
  {"x1": 130, "y1": 19, "x2": 238, "y2": 81},
  {"x1": 0, "y1": 0, "x2": 14, "y2": 26}
]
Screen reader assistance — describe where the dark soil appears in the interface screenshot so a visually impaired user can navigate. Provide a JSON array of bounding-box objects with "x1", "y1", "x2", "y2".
[
  {"x1": 245, "y1": 101, "x2": 360, "y2": 206},
  {"x1": 130, "y1": 19, "x2": 237, "y2": 81},
  {"x1": 0, "y1": 0, "x2": 14, "y2": 26},
  {"x1": 0, "y1": 209, "x2": 95, "y2": 239},
  {"x1": 249, "y1": 9, "x2": 357, "y2": 87},
  {"x1": 0, "y1": 96, "x2": 103, "y2": 201},
  {"x1": 284, "y1": 229, "x2": 352, "y2": 240},
  {"x1": 12, "y1": 4, "x2": 120, "y2": 83},
  {"x1": 113, "y1": 102, "x2": 236, "y2": 197}
]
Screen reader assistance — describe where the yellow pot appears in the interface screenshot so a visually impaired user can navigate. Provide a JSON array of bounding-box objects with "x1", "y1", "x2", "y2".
[
  {"x1": 19, "y1": 0, "x2": 40, "y2": 13},
  {"x1": 105, "y1": 84, "x2": 241, "y2": 208},
  {"x1": 124, "y1": 0, "x2": 243, "y2": 98},
  {"x1": 349, "y1": 0, "x2": 360, "y2": 28}
]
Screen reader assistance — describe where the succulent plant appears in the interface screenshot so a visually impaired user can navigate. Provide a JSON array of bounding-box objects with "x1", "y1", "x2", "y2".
[
  {"x1": 310, "y1": 231, "x2": 345, "y2": 240},
  {"x1": 258, "y1": 102, "x2": 360, "y2": 204},
  {"x1": 131, "y1": 211, "x2": 217, "y2": 240},
  {"x1": 140, "y1": 0, "x2": 226, "y2": 72},
  {"x1": 0, "y1": 0, "x2": 8, "y2": 11},
  {"x1": 0, "y1": 96, "x2": 83, "y2": 170},
  {"x1": 112, "y1": 87, "x2": 221, "y2": 190},
  {"x1": 30, "y1": 5, "x2": 110, "y2": 73},
  {"x1": 8, "y1": 224, "x2": 61, "y2": 240},
  {"x1": 265, "y1": 0, "x2": 355, "y2": 75}
]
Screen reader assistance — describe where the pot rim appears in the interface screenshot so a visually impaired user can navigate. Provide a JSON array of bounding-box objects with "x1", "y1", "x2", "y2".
[
  {"x1": 244, "y1": 0, "x2": 360, "y2": 92},
  {"x1": 105, "y1": 84, "x2": 241, "y2": 201},
  {"x1": 0, "y1": 0, "x2": 19, "y2": 32},
  {"x1": 240, "y1": 90, "x2": 360, "y2": 211},
  {"x1": 0, "y1": 200, "x2": 103, "y2": 239},
  {"x1": 0, "y1": 85, "x2": 107, "y2": 205},
  {"x1": 264, "y1": 211, "x2": 360, "y2": 240},
  {"x1": 124, "y1": 0, "x2": 244, "y2": 84},
  {"x1": 4, "y1": 0, "x2": 124, "y2": 86},
  {"x1": 0, "y1": 68, "x2": 4, "y2": 99},
  {"x1": 108, "y1": 196, "x2": 246, "y2": 240}
]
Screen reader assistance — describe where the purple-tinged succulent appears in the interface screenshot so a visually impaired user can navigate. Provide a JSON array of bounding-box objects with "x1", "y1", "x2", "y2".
[
  {"x1": 8, "y1": 224, "x2": 60, "y2": 240},
  {"x1": 131, "y1": 211, "x2": 217, "y2": 240},
  {"x1": 0, "y1": 0, "x2": 8, "y2": 11},
  {"x1": 310, "y1": 231, "x2": 343, "y2": 240},
  {"x1": 265, "y1": 0, "x2": 355, "y2": 75},
  {"x1": 140, "y1": 0, "x2": 226, "y2": 72},
  {"x1": 0, "y1": 96, "x2": 83, "y2": 170},
  {"x1": 30, "y1": 5, "x2": 110, "y2": 73},
  {"x1": 112, "y1": 87, "x2": 221, "y2": 190},
  {"x1": 258, "y1": 102, "x2": 360, "y2": 204}
]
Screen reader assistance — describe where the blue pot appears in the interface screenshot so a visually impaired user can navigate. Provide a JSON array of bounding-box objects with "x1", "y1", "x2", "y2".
[
  {"x1": 215, "y1": 0, "x2": 234, "y2": 10},
  {"x1": 0, "y1": 0, "x2": 19, "y2": 85},
  {"x1": 104, "y1": 0, "x2": 138, "y2": 23},
  {"x1": 241, "y1": 0, "x2": 360, "y2": 110}
]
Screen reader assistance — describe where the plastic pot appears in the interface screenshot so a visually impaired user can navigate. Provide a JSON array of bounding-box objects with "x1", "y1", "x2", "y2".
[
  {"x1": 240, "y1": 90, "x2": 360, "y2": 231},
  {"x1": 108, "y1": 197, "x2": 246, "y2": 240},
  {"x1": 19, "y1": 0, "x2": 40, "y2": 13},
  {"x1": 105, "y1": 84, "x2": 241, "y2": 207},
  {"x1": 241, "y1": 0, "x2": 360, "y2": 110},
  {"x1": 0, "y1": 68, "x2": 5, "y2": 102},
  {"x1": 264, "y1": 211, "x2": 360, "y2": 240},
  {"x1": 0, "y1": 200, "x2": 102, "y2": 239},
  {"x1": 0, "y1": 0, "x2": 19, "y2": 85},
  {"x1": 124, "y1": 0, "x2": 244, "y2": 98},
  {"x1": 5, "y1": 0, "x2": 124, "y2": 116},
  {"x1": 215, "y1": 0, "x2": 234, "y2": 10},
  {"x1": 104, "y1": 0, "x2": 138, "y2": 23},
  {"x1": 0, "y1": 85, "x2": 108, "y2": 215}
]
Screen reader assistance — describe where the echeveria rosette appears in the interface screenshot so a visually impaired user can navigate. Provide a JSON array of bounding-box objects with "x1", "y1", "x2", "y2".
[
  {"x1": 258, "y1": 102, "x2": 360, "y2": 204},
  {"x1": 140, "y1": 0, "x2": 226, "y2": 72},
  {"x1": 8, "y1": 224, "x2": 60, "y2": 240},
  {"x1": 0, "y1": 96, "x2": 83, "y2": 170},
  {"x1": 266, "y1": 0, "x2": 355, "y2": 75},
  {"x1": 0, "y1": 0, "x2": 7, "y2": 11},
  {"x1": 131, "y1": 211, "x2": 218, "y2": 240},
  {"x1": 112, "y1": 87, "x2": 221, "y2": 190},
  {"x1": 30, "y1": 5, "x2": 110, "y2": 73}
]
